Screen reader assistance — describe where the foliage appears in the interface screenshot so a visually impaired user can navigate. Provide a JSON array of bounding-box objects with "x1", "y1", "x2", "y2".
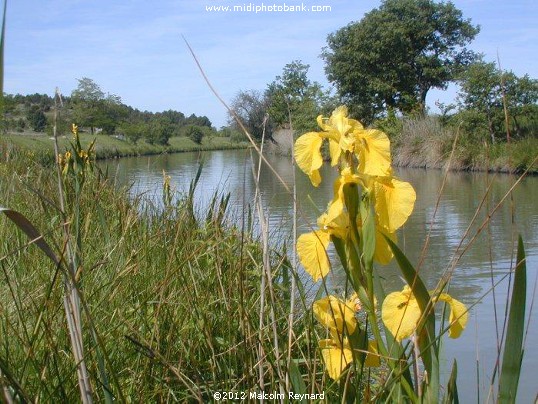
[
  {"x1": 26, "y1": 105, "x2": 47, "y2": 131},
  {"x1": 229, "y1": 89, "x2": 273, "y2": 141},
  {"x1": 323, "y1": 0, "x2": 479, "y2": 123},
  {"x1": 265, "y1": 60, "x2": 329, "y2": 134},
  {"x1": 3, "y1": 88, "x2": 216, "y2": 146},
  {"x1": 455, "y1": 59, "x2": 538, "y2": 142},
  {"x1": 70, "y1": 78, "x2": 128, "y2": 135},
  {"x1": 373, "y1": 108, "x2": 403, "y2": 139},
  {"x1": 119, "y1": 121, "x2": 144, "y2": 144},
  {"x1": 186, "y1": 125, "x2": 204, "y2": 144}
]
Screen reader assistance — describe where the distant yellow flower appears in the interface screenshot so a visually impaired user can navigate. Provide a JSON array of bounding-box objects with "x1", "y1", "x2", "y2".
[
  {"x1": 78, "y1": 150, "x2": 89, "y2": 164},
  {"x1": 71, "y1": 123, "x2": 78, "y2": 136},
  {"x1": 61, "y1": 151, "x2": 72, "y2": 176},
  {"x1": 296, "y1": 211, "x2": 350, "y2": 281},
  {"x1": 381, "y1": 285, "x2": 469, "y2": 342}
]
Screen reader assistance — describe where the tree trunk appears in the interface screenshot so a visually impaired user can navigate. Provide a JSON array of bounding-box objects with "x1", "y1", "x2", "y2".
[{"x1": 419, "y1": 88, "x2": 428, "y2": 116}]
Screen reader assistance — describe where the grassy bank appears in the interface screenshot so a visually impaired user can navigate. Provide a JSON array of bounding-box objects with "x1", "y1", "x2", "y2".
[
  {"x1": 385, "y1": 117, "x2": 538, "y2": 174},
  {"x1": 0, "y1": 150, "x2": 327, "y2": 402},
  {"x1": 1, "y1": 132, "x2": 248, "y2": 163}
]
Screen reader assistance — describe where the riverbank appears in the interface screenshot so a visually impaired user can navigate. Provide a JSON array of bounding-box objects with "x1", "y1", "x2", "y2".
[
  {"x1": 1, "y1": 132, "x2": 249, "y2": 162},
  {"x1": 389, "y1": 118, "x2": 538, "y2": 174}
]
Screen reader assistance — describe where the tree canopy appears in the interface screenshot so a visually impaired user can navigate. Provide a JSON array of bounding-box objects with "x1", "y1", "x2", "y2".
[
  {"x1": 71, "y1": 77, "x2": 125, "y2": 135},
  {"x1": 228, "y1": 90, "x2": 273, "y2": 141},
  {"x1": 456, "y1": 59, "x2": 538, "y2": 141},
  {"x1": 323, "y1": 0, "x2": 479, "y2": 123},
  {"x1": 265, "y1": 60, "x2": 329, "y2": 133}
]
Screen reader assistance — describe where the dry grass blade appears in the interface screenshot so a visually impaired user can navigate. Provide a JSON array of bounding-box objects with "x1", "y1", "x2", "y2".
[
  {"x1": 182, "y1": 36, "x2": 292, "y2": 197},
  {"x1": 0, "y1": 207, "x2": 61, "y2": 266}
]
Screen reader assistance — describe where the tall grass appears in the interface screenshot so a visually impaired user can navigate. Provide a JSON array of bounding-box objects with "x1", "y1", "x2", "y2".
[
  {"x1": 389, "y1": 116, "x2": 538, "y2": 173},
  {"x1": 0, "y1": 148, "x2": 325, "y2": 401}
]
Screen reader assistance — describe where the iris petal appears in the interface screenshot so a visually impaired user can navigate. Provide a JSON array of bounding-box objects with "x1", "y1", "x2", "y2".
[
  {"x1": 313, "y1": 296, "x2": 357, "y2": 335},
  {"x1": 382, "y1": 289, "x2": 422, "y2": 342},
  {"x1": 438, "y1": 293, "x2": 469, "y2": 339},
  {"x1": 374, "y1": 177, "x2": 416, "y2": 233},
  {"x1": 294, "y1": 132, "x2": 324, "y2": 186},
  {"x1": 296, "y1": 231, "x2": 331, "y2": 281},
  {"x1": 356, "y1": 129, "x2": 391, "y2": 177},
  {"x1": 319, "y1": 340, "x2": 353, "y2": 380}
]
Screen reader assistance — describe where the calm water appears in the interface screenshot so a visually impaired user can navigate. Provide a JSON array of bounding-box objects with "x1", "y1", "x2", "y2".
[{"x1": 104, "y1": 149, "x2": 537, "y2": 402}]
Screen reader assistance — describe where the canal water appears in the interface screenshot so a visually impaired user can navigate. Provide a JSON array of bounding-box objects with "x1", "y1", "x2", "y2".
[{"x1": 104, "y1": 149, "x2": 537, "y2": 401}]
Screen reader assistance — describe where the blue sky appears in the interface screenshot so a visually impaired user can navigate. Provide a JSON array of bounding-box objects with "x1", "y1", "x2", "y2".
[{"x1": 4, "y1": 0, "x2": 537, "y2": 128}]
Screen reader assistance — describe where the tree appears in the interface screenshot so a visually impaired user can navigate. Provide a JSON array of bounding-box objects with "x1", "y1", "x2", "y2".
[
  {"x1": 71, "y1": 78, "x2": 126, "y2": 135},
  {"x1": 71, "y1": 78, "x2": 105, "y2": 134},
  {"x1": 187, "y1": 125, "x2": 204, "y2": 144},
  {"x1": 229, "y1": 90, "x2": 273, "y2": 141},
  {"x1": 456, "y1": 60, "x2": 538, "y2": 141},
  {"x1": 144, "y1": 119, "x2": 174, "y2": 145},
  {"x1": 323, "y1": 0, "x2": 479, "y2": 123},
  {"x1": 265, "y1": 60, "x2": 328, "y2": 133},
  {"x1": 26, "y1": 105, "x2": 47, "y2": 132},
  {"x1": 120, "y1": 122, "x2": 144, "y2": 144}
]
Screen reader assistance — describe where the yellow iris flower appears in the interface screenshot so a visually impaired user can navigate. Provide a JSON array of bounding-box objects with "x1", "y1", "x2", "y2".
[
  {"x1": 322, "y1": 168, "x2": 415, "y2": 265},
  {"x1": 313, "y1": 296, "x2": 380, "y2": 380},
  {"x1": 381, "y1": 285, "x2": 469, "y2": 342},
  {"x1": 296, "y1": 212, "x2": 350, "y2": 281},
  {"x1": 294, "y1": 106, "x2": 392, "y2": 186},
  {"x1": 325, "y1": 168, "x2": 415, "y2": 233}
]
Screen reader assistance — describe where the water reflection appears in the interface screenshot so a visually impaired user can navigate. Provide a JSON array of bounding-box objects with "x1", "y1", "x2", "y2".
[{"x1": 103, "y1": 150, "x2": 537, "y2": 401}]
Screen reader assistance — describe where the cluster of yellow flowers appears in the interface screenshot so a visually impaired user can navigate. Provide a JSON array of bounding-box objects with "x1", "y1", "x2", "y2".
[
  {"x1": 294, "y1": 106, "x2": 468, "y2": 380},
  {"x1": 57, "y1": 123, "x2": 93, "y2": 177},
  {"x1": 295, "y1": 106, "x2": 416, "y2": 280}
]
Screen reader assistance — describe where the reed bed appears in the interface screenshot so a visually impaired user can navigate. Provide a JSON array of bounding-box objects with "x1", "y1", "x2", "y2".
[{"x1": 0, "y1": 144, "x2": 329, "y2": 402}]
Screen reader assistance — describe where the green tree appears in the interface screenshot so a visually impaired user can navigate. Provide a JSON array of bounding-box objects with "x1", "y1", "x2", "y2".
[
  {"x1": 229, "y1": 90, "x2": 273, "y2": 141},
  {"x1": 187, "y1": 125, "x2": 204, "y2": 144},
  {"x1": 120, "y1": 122, "x2": 144, "y2": 144},
  {"x1": 504, "y1": 73, "x2": 538, "y2": 138},
  {"x1": 456, "y1": 60, "x2": 538, "y2": 141},
  {"x1": 71, "y1": 78, "x2": 126, "y2": 135},
  {"x1": 26, "y1": 105, "x2": 47, "y2": 132},
  {"x1": 144, "y1": 119, "x2": 173, "y2": 145},
  {"x1": 71, "y1": 77, "x2": 105, "y2": 134},
  {"x1": 323, "y1": 0, "x2": 479, "y2": 123},
  {"x1": 266, "y1": 60, "x2": 328, "y2": 133}
]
